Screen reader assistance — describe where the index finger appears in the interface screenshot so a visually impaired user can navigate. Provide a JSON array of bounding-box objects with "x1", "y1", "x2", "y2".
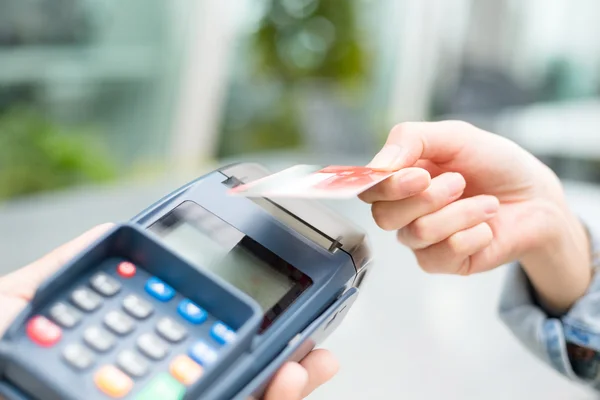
[
  {"x1": 358, "y1": 167, "x2": 430, "y2": 204},
  {"x1": 367, "y1": 121, "x2": 476, "y2": 170}
]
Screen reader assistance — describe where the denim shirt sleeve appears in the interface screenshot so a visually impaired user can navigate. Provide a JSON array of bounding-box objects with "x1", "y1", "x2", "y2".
[{"x1": 499, "y1": 223, "x2": 600, "y2": 387}]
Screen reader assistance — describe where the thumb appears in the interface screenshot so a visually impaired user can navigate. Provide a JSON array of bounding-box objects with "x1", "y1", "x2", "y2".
[
  {"x1": 0, "y1": 223, "x2": 115, "y2": 332},
  {"x1": 13, "y1": 223, "x2": 115, "y2": 298},
  {"x1": 367, "y1": 121, "x2": 475, "y2": 170},
  {"x1": 0, "y1": 296, "x2": 29, "y2": 337}
]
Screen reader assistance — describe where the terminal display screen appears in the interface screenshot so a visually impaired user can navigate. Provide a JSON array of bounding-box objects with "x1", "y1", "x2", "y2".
[{"x1": 148, "y1": 201, "x2": 312, "y2": 330}]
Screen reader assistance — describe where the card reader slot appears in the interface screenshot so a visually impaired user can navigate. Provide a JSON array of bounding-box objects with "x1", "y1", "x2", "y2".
[
  {"x1": 219, "y1": 163, "x2": 372, "y2": 275},
  {"x1": 250, "y1": 198, "x2": 341, "y2": 253},
  {"x1": 221, "y1": 176, "x2": 340, "y2": 253}
]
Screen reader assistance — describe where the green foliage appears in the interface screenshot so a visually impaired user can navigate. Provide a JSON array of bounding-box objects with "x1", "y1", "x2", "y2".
[
  {"x1": 0, "y1": 107, "x2": 116, "y2": 200},
  {"x1": 218, "y1": 85, "x2": 303, "y2": 155},
  {"x1": 218, "y1": 0, "x2": 369, "y2": 157},
  {"x1": 252, "y1": 0, "x2": 367, "y2": 84}
]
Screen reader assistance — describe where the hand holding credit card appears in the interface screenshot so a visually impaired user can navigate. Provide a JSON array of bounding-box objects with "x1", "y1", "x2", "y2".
[{"x1": 229, "y1": 165, "x2": 397, "y2": 199}]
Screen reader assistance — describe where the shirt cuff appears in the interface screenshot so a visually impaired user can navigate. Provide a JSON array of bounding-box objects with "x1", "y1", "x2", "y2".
[{"x1": 498, "y1": 223, "x2": 600, "y2": 384}]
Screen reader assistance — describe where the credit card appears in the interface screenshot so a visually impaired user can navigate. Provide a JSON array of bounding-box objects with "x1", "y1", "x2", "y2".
[{"x1": 228, "y1": 165, "x2": 396, "y2": 198}]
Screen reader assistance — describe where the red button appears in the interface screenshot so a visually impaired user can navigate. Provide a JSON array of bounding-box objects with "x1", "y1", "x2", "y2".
[
  {"x1": 117, "y1": 262, "x2": 136, "y2": 278},
  {"x1": 27, "y1": 316, "x2": 62, "y2": 347}
]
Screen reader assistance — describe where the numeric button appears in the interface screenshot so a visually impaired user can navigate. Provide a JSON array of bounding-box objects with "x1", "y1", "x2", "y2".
[
  {"x1": 70, "y1": 287, "x2": 102, "y2": 312},
  {"x1": 49, "y1": 302, "x2": 82, "y2": 328},
  {"x1": 63, "y1": 344, "x2": 95, "y2": 370},
  {"x1": 104, "y1": 311, "x2": 135, "y2": 336},
  {"x1": 84, "y1": 326, "x2": 116, "y2": 352},
  {"x1": 156, "y1": 317, "x2": 187, "y2": 343},
  {"x1": 116, "y1": 350, "x2": 149, "y2": 378},
  {"x1": 90, "y1": 272, "x2": 121, "y2": 297},
  {"x1": 137, "y1": 333, "x2": 169, "y2": 361},
  {"x1": 122, "y1": 295, "x2": 153, "y2": 320}
]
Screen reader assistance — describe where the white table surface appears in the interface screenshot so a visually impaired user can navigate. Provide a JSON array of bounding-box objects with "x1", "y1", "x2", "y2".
[{"x1": 1, "y1": 154, "x2": 599, "y2": 399}]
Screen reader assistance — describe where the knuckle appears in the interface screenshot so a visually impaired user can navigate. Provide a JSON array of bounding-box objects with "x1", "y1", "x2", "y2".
[
  {"x1": 480, "y1": 223, "x2": 494, "y2": 241},
  {"x1": 463, "y1": 204, "x2": 481, "y2": 221},
  {"x1": 408, "y1": 219, "x2": 431, "y2": 243},
  {"x1": 443, "y1": 120, "x2": 476, "y2": 134},
  {"x1": 447, "y1": 232, "x2": 469, "y2": 255},
  {"x1": 418, "y1": 188, "x2": 447, "y2": 212},
  {"x1": 396, "y1": 228, "x2": 408, "y2": 245},
  {"x1": 415, "y1": 252, "x2": 438, "y2": 274},
  {"x1": 390, "y1": 122, "x2": 420, "y2": 141},
  {"x1": 418, "y1": 188, "x2": 437, "y2": 205},
  {"x1": 377, "y1": 180, "x2": 394, "y2": 199},
  {"x1": 446, "y1": 119, "x2": 474, "y2": 130},
  {"x1": 457, "y1": 258, "x2": 472, "y2": 276},
  {"x1": 371, "y1": 203, "x2": 394, "y2": 231}
]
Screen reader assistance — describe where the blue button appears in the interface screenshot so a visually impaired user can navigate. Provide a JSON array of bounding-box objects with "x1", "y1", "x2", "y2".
[
  {"x1": 210, "y1": 322, "x2": 236, "y2": 345},
  {"x1": 144, "y1": 277, "x2": 175, "y2": 302},
  {"x1": 188, "y1": 340, "x2": 218, "y2": 366},
  {"x1": 177, "y1": 299, "x2": 207, "y2": 325}
]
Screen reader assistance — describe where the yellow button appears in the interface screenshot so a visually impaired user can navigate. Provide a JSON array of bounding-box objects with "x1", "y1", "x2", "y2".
[
  {"x1": 94, "y1": 365, "x2": 134, "y2": 398},
  {"x1": 169, "y1": 355, "x2": 204, "y2": 385}
]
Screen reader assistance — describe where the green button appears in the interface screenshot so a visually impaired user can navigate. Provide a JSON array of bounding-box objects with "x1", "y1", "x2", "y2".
[{"x1": 135, "y1": 373, "x2": 185, "y2": 400}]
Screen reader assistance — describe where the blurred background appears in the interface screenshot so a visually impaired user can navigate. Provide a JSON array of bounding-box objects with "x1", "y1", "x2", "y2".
[
  {"x1": 2, "y1": 0, "x2": 600, "y2": 200},
  {"x1": 2, "y1": 0, "x2": 600, "y2": 398}
]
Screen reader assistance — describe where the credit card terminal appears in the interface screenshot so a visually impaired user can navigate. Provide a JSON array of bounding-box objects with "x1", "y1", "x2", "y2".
[{"x1": 0, "y1": 163, "x2": 373, "y2": 400}]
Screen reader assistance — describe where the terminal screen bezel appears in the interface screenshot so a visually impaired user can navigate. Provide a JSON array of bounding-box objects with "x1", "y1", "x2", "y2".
[{"x1": 148, "y1": 201, "x2": 313, "y2": 332}]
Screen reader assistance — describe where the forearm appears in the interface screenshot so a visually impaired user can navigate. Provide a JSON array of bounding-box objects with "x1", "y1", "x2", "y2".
[{"x1": 520, "y1": 206, "x2": 593, "y2": 315}]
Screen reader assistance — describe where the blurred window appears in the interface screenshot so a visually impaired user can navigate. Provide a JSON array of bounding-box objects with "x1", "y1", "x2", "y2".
[{"x1": 0, "y1": 0, "x2": 180, "y2": 200}]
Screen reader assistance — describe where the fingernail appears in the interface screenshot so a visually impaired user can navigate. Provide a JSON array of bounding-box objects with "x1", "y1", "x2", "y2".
[
  {"x1": 447, "y1": 173, "x2": 465, "y2": 196},
  {"x1": 483, "y1": 197, "x2": 500, "y2": 216},
  {"x1": 367, "y1": 144, "x2": 406, "y2": 169}
]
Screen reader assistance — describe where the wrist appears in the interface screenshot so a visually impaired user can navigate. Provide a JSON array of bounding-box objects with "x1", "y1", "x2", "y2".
[{"x1": 519, "y1": 202, "x2": 593, "y2": 315}]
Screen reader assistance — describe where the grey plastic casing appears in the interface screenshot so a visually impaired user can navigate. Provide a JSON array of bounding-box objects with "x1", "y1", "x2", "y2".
[{"x1": 0, "y1": 163, "x2": 373, "y2": 399}]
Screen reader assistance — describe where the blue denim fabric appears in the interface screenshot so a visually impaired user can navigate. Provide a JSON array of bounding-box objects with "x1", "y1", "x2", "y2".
[{"x1": 499, "y1": 225, "x2": 600, "y2": 387}]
